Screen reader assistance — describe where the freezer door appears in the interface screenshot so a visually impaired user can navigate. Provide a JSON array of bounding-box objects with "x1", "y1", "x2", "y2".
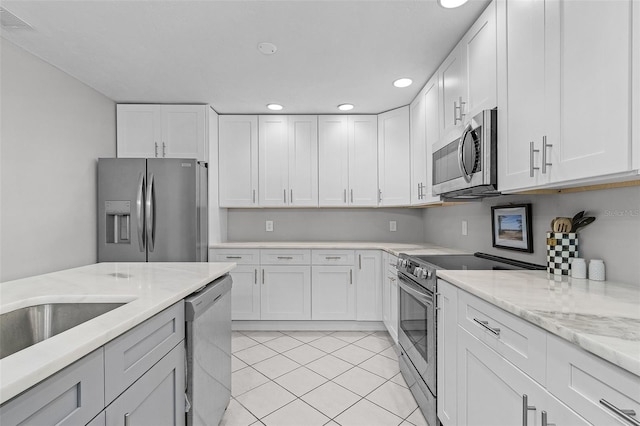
[
  {"x1": 98, "y1": 158, "x2": 147, "y2": 262},
  {"x1": 146, "y1": 158, "x2": 199, "y2": 261}
]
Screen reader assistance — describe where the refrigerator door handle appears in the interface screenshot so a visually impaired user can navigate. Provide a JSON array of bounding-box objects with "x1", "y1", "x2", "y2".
[
  {"x1": 146, "y1": 173, "x2": 155, "y2": 252},
  {"x1": 136, "y1": 172, "x2": 146, "y2": 252}
]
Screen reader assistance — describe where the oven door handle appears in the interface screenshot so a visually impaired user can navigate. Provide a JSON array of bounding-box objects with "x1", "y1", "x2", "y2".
[{"x1": 398, "y1": 278, "x2": 434, "y2": 306}]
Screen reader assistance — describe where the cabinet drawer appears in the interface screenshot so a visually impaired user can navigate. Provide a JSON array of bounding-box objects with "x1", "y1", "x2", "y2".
[
  {"x1": 387, "y1": 254, "x2": 398, "y2": 273},
  {"x1": 104, "y1": 301, "x2": 184, "y2": 404},
  {"x1": 547, "y1": 334, "x2": 640, "y2": 426},
  {"x1": 0, "y1": 350, "x2": 104, "y2": 426},
  {"x1": 457, "y1": 290, "x2": 547, "y2": 384},
  {"x1": 311, "y1": 250, "x2": 355, "y2": 265},
  {"x1": 209, "y1": 249, "x2": 260, "y2": 265},
  {"x1": 260, "y1": 249, "x2": 311, "y2": 265}
]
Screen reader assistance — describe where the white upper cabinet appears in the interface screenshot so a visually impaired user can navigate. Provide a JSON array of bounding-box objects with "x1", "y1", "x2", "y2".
[
  {"x1": 410, "y1": 73, "x2": 442, "y2": 205},
  {"x1": 259, "y1": 115, "x2": 318, "y2": 207},
  {"x1": 378, "y1": 106, "x2": 411, "y2": 206},
  {"x1": 218, "y1": 115, "x2": 259, "y2": 207},
  {"x1": 498, "y1": 0, "x2": 637, "y2": 192},
  {"x1": 117, "y1": 104, "x2": 207, "y2": 162},
  {"x1": 439, "y1": 46, "x2": 466, "y2": 140},
  {"x1": 318, "y1": 115, "x2": 378, "y2": 207}
]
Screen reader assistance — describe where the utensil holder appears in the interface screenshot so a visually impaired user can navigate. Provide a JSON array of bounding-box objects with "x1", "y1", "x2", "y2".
[{"x1": 546, "y1": 232, "x2": 579, "y2": 275}]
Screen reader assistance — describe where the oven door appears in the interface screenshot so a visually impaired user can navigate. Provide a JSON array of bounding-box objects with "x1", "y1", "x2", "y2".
[{"x1": 397, "y1": 272, "x2": 436, "y2": 396}]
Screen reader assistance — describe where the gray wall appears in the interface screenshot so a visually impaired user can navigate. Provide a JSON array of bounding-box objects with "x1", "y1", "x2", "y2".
[
  {"x1": 227, "y1": 208, "x2": 425, "y2": 242},
  {"x1": 422, "y1": 186, "x2": 640, "y2": 284},
  {"x1": 1, "y1": 39, "x2": 116, "y2": 281}
]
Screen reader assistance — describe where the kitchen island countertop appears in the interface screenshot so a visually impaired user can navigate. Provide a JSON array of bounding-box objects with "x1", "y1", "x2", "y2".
[
  {"x1": 0, "y1": 262, "x2": 235, "y2": 404},
  {"x1": 438, "y1": 269, "x2": 640, "y2": 377}
]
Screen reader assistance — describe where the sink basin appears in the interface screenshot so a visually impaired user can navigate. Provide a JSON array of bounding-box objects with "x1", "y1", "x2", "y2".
[{"x1": 0, "y1": 302, "x2": 125, "y2": 359}]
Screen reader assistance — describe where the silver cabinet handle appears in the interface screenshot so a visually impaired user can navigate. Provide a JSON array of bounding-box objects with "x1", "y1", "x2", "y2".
[
  {"x1": 124, "y1": 413, "x2": 131, "y2": 426},
  {"x1": 529, "y1": 141, "x2": 540, "y2": 177},
  {"x1": 290, "y1": 189, "x2": 293, "y2": 204},
  {"x1": 600, "y1": 399, "x2": 640, "y2": 426},
  {"x1": 162, "y1": 142, "x2": 166, "y2": 157},
  {"x1": 145, "y1": 173, "x2": 155, "y2": 253},
  {"x1": 378, "y1": 189, "x2": 382, "y2": 203},
  {"x1": 453, "y1": 100, "x2": 459, "y2": 125},
  {"x1": 254, "y1": 269, "x2": 257, "y2": 284},
  {"x1": 541, "y1": 411, "x2": 556, "y2": 426},
  {"x1": 284, "y1": 189, "x2": 287, "y2": 204},
  {"x1": 226, "y1": 256, "x2": 242, "y2": 259},
  {"x1": 542, "y1": 136, "x2": 552, "y2": 174},
  {"x1": 277, "y1": 256, "x2": 293, "y2": 260},
  {"x1": 262, "y1": 269, "x2": 265, "y2": 284},
  {"x1": 325, "y1": 256, "x2": 341, "y2": 260},
  {"x1": 454, "y1": 97, "x2": 466, "y2": 124},
  {"x1": 343, "y1": 189, "x2": 347, "y2": 203},
  {"x1": 136, "y1": 172, "x2": 146, "y2": 252},
  {"x1": 390, "y1": 277, "x2": 396, "y2": 282},
  {"x1": 522, "y1": 394, "x2": 536, "y2": 426},
  {"x1": 154, "y1": 142, "x2": 158, "y2": 157},
  {"x1": 359, "y1": 254, "x2": 362, "y2": 270},
  {"x1": 350, "y1": 269, "x2": 353, "y2": 284},
  {"x1": 253, "y1": 189, "x2": 256, "y2": 203},
  {"x1": 473, "y1": 318, "x2": 500, "y2": 336},
  {"x1": 459, "y1": 96, "x2": 466, "y2": 122}
]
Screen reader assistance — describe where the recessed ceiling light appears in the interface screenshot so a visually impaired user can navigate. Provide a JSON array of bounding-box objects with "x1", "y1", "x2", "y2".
[
  {"x1": 258, "y1": 42, "x2": 278, "y2": 55},
  {"x1": 393, "y1": 78, "x2": 413, "y2": 88},
  {"x1": 267, "y1": 103, "x2": 283, "y2": 111},
  {"x1": 338, "y1": 104, "x2": 354, "y2": 111},
  {"x1": 438, "y1": 0, "x2": 468, "y2": 8}
]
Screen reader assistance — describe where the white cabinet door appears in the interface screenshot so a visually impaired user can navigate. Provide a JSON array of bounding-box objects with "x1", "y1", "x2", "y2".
[
  {"x1": 117, "y1": 105, "x2": 162, "y2": 158},
  {"x1": 230, "y1": 265, "x2": 260, "y2": 320},
  {"x1": 311, "y1": 266, "x2": 355, "y2": 320},
  {"x1": 348, "y1": 115, "x2": 379, "y2": 206},
  {"x1": 288, "y1": 116, "x2": 318, "y2": 207},
  {"x1": 389, "y1": 271, "x2": 398, "y2": 343},
  {"x1": 497, "y1": 0, "x2": 550, "y2": 191},
  {"x1": 410, "y1": 90, "x2": 427, "y2": 205},
  {"x1": 378, "y1": 106, "x2": 410, "y2": 206},
  {"x1": 423, "y1": 75, "x2": 442, "y2": 203},
  {"x1": 260, "y1": 266, "x2": 311, "y2": 320},
  {"x1": 259, "y1": 116, "x2": 289, "y2": 207},
  {"x1": 464, "y1": 0, "x2": 497, "y2": 119},
  {"x1": 547, "y1": 0, "x2": 633, "y2": 182},
  {"x1": 318, "y1": 116, "x2": 349, "y2": 206},
  {"x1": 355, "y1": 250, "x2": 382, "y2": 321},
  {"x1": 439, "y1": 45, "x2": 466, "y2": 139},
  {"x1": 161, "y1": 105, "x2": 206, "y2": 161},
  {"x1": 219, "y1": 115, "x2": 258, "y2": 207},
  {"x1": 456, "y1": 326, "x2": 544, "y2": 426},
  {"x1": 436, "y1": 280, "x2": 458, "y2": 425}
]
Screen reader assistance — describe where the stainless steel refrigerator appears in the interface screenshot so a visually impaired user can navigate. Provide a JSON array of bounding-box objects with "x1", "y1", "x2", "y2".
[{"x1": 98, "y1": 158, "x2": 207, "y2": 262}]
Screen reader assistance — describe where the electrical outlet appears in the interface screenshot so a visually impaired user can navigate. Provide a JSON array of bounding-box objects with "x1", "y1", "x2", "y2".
[
  {"x1": 266, "y1": 220, "x2": 274, "y2": 232},
  {"x1": 390, "y1": 221, "x2": 397, "y2": 232},
  {"x1": 462, "y1": 220, "x2": 468, "y2": 236}
]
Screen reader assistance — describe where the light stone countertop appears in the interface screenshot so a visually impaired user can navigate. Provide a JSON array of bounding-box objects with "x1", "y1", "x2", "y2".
[
  {"x1": 438, "y1": 269, "x2": 640, "y2": 377},
  {"x1": 0, "y1": 262, "x2": 235, "y2": 404},
  {"x1": 209, "y1": 241, "x2": 468, "y2": 257}
]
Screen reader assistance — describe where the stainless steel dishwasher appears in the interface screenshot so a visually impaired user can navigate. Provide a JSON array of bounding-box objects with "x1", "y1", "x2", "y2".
[{"x1": 185, "y1": 274, "x2": 232, "y2": 426}]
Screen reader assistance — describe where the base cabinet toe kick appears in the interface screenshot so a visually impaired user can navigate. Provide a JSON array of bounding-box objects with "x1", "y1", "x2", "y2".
[{"x1": 437, "y1": 279, "x2": 640, "y2": 426}]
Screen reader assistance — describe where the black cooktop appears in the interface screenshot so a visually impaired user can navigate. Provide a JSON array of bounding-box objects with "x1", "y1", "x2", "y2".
[{"x1": 411, "y1": 252, "x2": 545, "y2": 271}]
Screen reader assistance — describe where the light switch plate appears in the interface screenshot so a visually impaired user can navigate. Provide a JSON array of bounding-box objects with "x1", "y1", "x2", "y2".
[
  {"x1": 390, "y1": 221, "x2": 397, "y2": 232},
  {"x1": 462, "y1": 220, "x2": 468, "y2": 236},
  {"x1": 266, "y1": 220, "x2": 274, "y2": 232}
]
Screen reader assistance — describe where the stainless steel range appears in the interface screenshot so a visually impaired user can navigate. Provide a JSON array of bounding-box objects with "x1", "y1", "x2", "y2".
[{"x1": 395, "y1": 252, "x2": 545, "y2": 426}]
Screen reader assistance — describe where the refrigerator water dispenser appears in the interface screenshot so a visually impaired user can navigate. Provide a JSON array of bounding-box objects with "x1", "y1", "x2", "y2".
[{"x1": 105, "y1": 201, "x2": 131, "y2": 244}]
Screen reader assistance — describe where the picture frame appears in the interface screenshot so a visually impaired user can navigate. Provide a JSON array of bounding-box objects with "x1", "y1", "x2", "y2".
[{"x1": 491, "y1": 203, "x2": 533, "y2": 253}]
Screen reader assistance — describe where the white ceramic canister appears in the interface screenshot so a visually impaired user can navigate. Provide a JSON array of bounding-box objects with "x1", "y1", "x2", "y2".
[
  {"x1": 589, "y1": 259, "x2": 606, "y2": 281},
  {"x1": 570, "y1": 258, "x2": 587, "y2": 279}
]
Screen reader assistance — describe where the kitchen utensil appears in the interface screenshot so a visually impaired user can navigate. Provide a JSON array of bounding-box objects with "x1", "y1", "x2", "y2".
[
  {"x1": 550, "y1": 218, "x2": 556, "y2": 231},
  {"x1": 553, "y1": 217, "x2": 573, "y2": 233},
  {"x1": 571, "y1": 211, "x2": 585, "y2": 227},
  {"x1": 572, "y1": 216, "x2": 596, "y2": 232}
]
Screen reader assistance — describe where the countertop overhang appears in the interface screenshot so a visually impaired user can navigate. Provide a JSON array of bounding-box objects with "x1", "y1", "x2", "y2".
[
  {"x1": 0, "y1": 262, "x2": 235, "y2": 404},
  {"x1": 438, "y1": 269, "x2": 640, "y2": 377}
]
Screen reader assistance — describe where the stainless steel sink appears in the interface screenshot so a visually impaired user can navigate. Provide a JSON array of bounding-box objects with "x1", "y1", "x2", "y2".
[{"x1": 0, "y1": 302, "x2": 125, "y2": 359}]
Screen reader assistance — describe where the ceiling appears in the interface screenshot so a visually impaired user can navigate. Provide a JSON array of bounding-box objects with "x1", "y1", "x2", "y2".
[{"x1": 1, "y1": 0, "x2": 490, "y2": 114}]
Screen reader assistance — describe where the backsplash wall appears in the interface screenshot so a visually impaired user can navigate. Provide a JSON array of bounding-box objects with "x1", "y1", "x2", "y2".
[
  {"x1": 227, "y1": 208, "x2": 425, "y2": 243},
  {"x1": 422, "y1": 185, "x2": 640, "y2": 284}
]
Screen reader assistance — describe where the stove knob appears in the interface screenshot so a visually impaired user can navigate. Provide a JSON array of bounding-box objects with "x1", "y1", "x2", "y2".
[
  {"x1": 402, "y1": 260, "x2": 408, "y2": 268},
  {"x1": 397, "y1": 259, "x2": 402, "y2": 268},
  {"x1": 414, "y1": 267, "x2": 422, "y2": 277},
  {"x1": 424, "y1": 269, "x2": 432, "y2": 279}
]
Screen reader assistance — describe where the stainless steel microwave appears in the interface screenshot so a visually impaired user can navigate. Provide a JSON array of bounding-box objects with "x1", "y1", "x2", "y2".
[{"x1": 432, "y1": 109, "x2": 499, "y2": 200}]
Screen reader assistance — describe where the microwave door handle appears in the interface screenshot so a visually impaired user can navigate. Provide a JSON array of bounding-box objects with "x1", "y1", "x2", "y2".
[{"x1": 457, "y1": 124, "x2": 473, "y2": 183}]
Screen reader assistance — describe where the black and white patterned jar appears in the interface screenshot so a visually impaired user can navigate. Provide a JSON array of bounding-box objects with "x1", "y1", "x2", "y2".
[{"x1": 546, "y1": 232, "x2": 579, "y2": 275}]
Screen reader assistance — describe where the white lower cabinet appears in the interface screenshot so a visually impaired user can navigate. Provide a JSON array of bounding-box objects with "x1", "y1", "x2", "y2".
[
  {"x1": 436, "y1": 279, "x2": 458, "y2": 425},
  {"x1": 311, "y1": 266, "x2": 355, "y2": 320},
  {"x1": 260, "y1": 266, "x2": 311, "y2": 320},
  {"x1": 230, "y1": 265, "x2": 260, "y2": 320},
  {"x1": 382, "y1": 253, "x2": 399, "y2": 343},
  {"x1": 355, "y1": 250, "x2": 382, "y2": 321}
]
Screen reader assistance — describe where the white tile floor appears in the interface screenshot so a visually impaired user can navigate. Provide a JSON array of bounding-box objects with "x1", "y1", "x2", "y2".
[{"x1": 222, "y1": 330, "x2": 428, "y2": 426}]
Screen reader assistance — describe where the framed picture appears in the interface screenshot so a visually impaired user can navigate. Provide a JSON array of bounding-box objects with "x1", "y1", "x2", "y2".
[{"x1": 491, "y1": 203, "x2": 533, "y2": 253}]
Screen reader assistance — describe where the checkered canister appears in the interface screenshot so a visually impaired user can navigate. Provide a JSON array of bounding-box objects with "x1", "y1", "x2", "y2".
[{"x1": 546, "y1": 232, "x2": 579, "y2": 275}]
